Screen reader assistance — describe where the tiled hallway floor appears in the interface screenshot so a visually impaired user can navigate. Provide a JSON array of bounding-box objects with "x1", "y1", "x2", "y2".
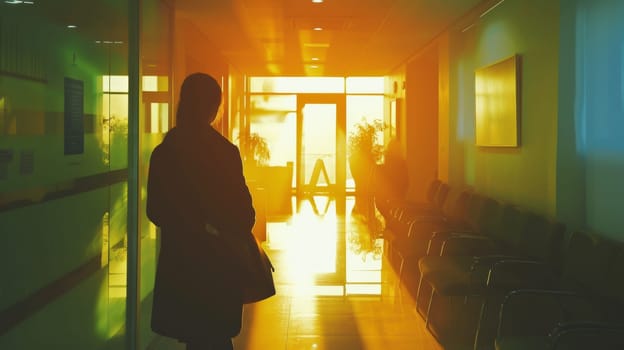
[{"x1": 148, "y1": 196, "x2": 442, "y2": 350}]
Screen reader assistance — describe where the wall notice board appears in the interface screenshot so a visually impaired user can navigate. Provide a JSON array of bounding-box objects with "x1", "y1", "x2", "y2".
[{"x1": 64, "y1": 77, "x2": 84, "y2": 155}]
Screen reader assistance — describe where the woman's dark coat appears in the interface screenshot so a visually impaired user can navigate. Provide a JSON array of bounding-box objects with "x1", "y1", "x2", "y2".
[{"x1": 146, "y1": 125, "x2": 255, "y2": 342}]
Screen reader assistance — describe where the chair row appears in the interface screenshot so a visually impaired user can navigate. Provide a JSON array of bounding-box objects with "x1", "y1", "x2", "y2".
[
  {"x1": 382, "y1": 179, "x2": 624, "y2": 349},
  {"x1": 494, "y1": 230, "x2": 624, "y2": 349}
]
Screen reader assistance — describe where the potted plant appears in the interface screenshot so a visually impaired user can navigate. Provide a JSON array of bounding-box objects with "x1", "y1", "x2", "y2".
[
  {"x1": 348, "y1": 118, "x2": 384, "y2": 217},
  {"x1": 244, "y1": 132, "x2": 271, "y2": 169},
  {"x1": 240, "y1": 132, "x2": 271, "y2": 181},
  {"x1": 239, "y1": 132, "x2": 271, "y2": 241},
  {"x1": 241, "y1": 132, "x2": 292, "y2": 217}
]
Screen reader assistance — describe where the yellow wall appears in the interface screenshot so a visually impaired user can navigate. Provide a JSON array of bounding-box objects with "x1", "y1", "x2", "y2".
[{"x1": 404, "y1": 44, "x2": 440, "y2": 202}]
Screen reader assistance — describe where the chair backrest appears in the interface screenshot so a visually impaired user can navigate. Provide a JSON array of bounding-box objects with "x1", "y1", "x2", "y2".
[
  {"x1": 551, "y1": 323, "x2": 624, "y2": 350},
  {"x1": 514, "y1": 212, "x2": 566, "y2": 267},
  {"x1": 487, "y1": 204, "x2": 529, "y2": 248},
  {"x1": 560, "y1": 231, "x2": 614, "y2": 293},
  {"x1": 558, "y1": 233, "x2": 624, "y2": 321},
  {"x1": 425, "y1": 179, "x2": 442, "y2": 205},
  {"x1": 606, "y1": 242, "x2": 624, "y2": 296},
  {"x1": 432, "y1": 182, "x2": 450, "y2": 211},
  {"x1": 474, "y1": 196, "x2": 505, "y2": 236},
  {"x1": 440, "y1": 188, "x2": 472, "y2": 224},
  {"x1": 462, "y1": 193, "x2": 491, "y2": 231},
  {"x1": 603, "y1": 240, "x2": 624, "y2": 319}
]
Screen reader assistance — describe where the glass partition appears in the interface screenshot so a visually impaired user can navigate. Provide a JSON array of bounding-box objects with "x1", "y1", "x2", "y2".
[
  {"x1": 0, "y1": 0, "x2": 130, "y2": 348},
  {"x1": 246, "y1": 78, "x2": 387, "y2": 193},
  {"x1": 300, "y1": 103, "x2": 338, "y2": 193},
  {"x1": 249, "y1": 95, "x2": 297, "y2": 168},
  {"x1": 139, "y1": 0, "x2": 173, "y2": 348}
]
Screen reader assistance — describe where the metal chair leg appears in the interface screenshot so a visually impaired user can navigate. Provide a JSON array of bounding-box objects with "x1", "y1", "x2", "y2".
[
  {"x1": 425, "y1": 288, "x2": 436, "y2": 328},
  {"x1": 473, "y1": 298, "x2": 488, "y2": 350},
  {"x1": 397, "y1": 256, "x2": 405, "y2": 289},
  {"x1": 415, "y1": 274, "x2": 424, "y2": 308}
]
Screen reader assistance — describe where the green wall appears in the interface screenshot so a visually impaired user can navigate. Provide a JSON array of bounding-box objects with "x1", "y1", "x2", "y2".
[
  {"x1": 448, "y1": 0, "x2": 560, "y2": 216},
  {"x1": 446, "y1": 0, "x2": 623, "y2": 238},
  {"x1": 557, "y1": 0, "x2": 624, "y2": 239},
  {"x1": 0, "y1": 1, "x2": 130, "y2": 348}
]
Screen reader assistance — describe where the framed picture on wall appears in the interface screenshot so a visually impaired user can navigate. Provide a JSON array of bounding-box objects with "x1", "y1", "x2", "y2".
[{"x1": 475, "y1": 54, "x2": 521, "y2": 147}]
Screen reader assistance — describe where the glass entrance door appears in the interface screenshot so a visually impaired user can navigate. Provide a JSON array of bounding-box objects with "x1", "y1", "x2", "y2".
[{"x1": 296, "y1": 95, "x2": 346, "y2": 197}]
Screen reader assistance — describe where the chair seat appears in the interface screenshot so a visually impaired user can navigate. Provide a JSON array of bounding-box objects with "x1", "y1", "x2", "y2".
[
  {"x1": 382, "y1": 228, "x2": 401, "y2": 242},
  {"x1": 418, "y1": 255, "x2": 473, "y2": 279},
  {"x1": 392, "y1": 235, "x2": 428, "y2": 259},
  {"x1": 495, "y1": 336, "x2": 549, "y2": 350},
  {"x1": 426, "y1": 267, "x2": 489, "y2": 295}
]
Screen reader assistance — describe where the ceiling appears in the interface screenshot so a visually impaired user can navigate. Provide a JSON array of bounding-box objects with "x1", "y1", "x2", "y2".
[
  {"x1": 174, "y1": 0, "x2": 485, "y2": 76},
  {"x1": 1, "y1": 0, "x2": 486, "y2": 77}
]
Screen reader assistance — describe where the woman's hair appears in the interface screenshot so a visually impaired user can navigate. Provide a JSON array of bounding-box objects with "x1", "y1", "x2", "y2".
[{"x1": 176, "y1": 73, "x2": 222, "y2": 128}]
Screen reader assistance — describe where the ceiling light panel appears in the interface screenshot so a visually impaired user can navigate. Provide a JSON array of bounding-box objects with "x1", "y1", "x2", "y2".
[{"x1": 291, "y1": 17, "x2": 348, "y2": 31}]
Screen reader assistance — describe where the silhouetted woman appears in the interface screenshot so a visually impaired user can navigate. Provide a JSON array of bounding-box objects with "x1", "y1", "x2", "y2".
[{"x1": 146, "y1": 73, "x2": 255, "y2": 350}]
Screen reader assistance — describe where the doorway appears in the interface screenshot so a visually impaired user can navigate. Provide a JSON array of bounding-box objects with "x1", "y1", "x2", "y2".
[{"x1": 296, "y1": 94, "x2": 346, "y2": 197}]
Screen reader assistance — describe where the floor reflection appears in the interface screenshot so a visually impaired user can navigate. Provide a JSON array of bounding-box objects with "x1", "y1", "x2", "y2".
[
  {"x1": 267, "y1": 195, "x2": 383, "y2": 297},
  {"x1": 148, "y1": 195, "x2": 442, "y2": 350}
]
